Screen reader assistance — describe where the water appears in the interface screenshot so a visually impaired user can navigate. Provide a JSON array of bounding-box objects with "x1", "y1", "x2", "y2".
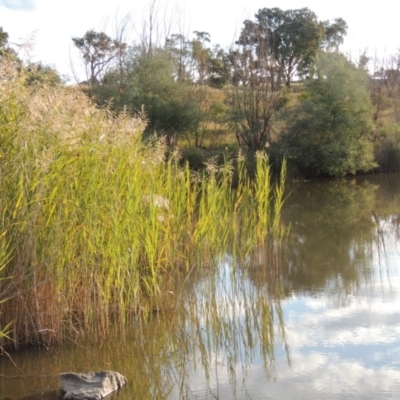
[{"x1": 1, "y1": 174, "x2": 400, "y2": 399}]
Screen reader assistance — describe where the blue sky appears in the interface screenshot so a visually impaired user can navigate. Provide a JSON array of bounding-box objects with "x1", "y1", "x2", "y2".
[{"x1": 1, "y1": 0, "x2": 399, "y2": 81}]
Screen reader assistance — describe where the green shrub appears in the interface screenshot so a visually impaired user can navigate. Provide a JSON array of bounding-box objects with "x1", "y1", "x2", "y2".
[{"x1": 281, "y1": 52, "x2": 376, "y2": 177}]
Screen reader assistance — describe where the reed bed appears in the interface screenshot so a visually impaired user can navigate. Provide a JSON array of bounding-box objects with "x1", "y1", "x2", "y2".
[{"x1": 0, "y1": 59, "x2": 285, "y2": 350}]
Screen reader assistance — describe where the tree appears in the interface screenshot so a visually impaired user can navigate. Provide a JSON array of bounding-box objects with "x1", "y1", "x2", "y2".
[
  {"x1": 240, "y1": 8, "x2": 324, "y2": 88},
  {"x1": 165, "y1": 32, "x2": 226, "y2": 89},
  {"x1": 165, "y1": 33, "x2": 190, "y2": 82},
  {"x1": 98, "y1": 47, "x2": 202, "y2": 147},
  {"x1": 225, "y1": 21, "x2": 285, "y2": 151},
  {"x1": 129, "y1": 49, "x2": 202, "y2": 146},
  {"x1": 72, "y1": 30, "x2": 127, "y2": 86},
  {"x1": 237, "y1": 8, "x2": 347, "y2": 88},
  {"x1": 207, "y1": 45, "x2": 228, "y2": 88},
  {"x1": 191, "y1": 31, "x2": 211, "y2": 85},
  {"x1": 281, "y1": 52, "x2": 376, "y2": 177},
  {"x1": 164, "y1": 32, "x2": 227, "y2": 146},
  {"x1": 0, "y1": 26, "x2": 18, "y2": 60},
  {"x1": 0, "y1": 27, "x2": 8, "y2": 49},
  {"x1": 323, "y1": 18, "x2": 348, "y2": 51}
]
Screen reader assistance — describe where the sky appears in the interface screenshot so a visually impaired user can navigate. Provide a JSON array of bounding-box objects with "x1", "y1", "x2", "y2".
[{"x1": 1, "y1": 0, "x2": 399, "y2": 81}]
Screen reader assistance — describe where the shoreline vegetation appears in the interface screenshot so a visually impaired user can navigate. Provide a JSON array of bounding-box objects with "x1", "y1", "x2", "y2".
[
  {"x1": 2, "y1": 4, "x2": 400, "y2": 352},
  {"x1": 0, "y1": 59, "x2": 285, "y2": 351}
]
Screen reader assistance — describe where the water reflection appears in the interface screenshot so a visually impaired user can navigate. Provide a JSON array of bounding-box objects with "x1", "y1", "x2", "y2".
[
  {"x1": 1, "y1": 174, "x2": 400, "y2": 399},
  {"x1": 171, "y1": 253, "x2": 289, "y2": 399},
  {"x1": 268, "y1": 175, "x2": 400, "y2": 399}
]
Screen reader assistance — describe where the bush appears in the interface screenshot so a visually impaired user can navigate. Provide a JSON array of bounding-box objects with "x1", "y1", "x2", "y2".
[{"x1": 281, "y1": 52, "x2": 376, "y2": 177}]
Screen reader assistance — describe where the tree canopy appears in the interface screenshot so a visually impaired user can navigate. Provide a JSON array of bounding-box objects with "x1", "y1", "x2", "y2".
[
  {"x1": 0, "y1": 26, "x2": 18, "y2": 60},
  {"x1": 97, "y1": 47, "x2": 202, "y2": 146},
  {"x1": 0, "y1": 27, "x2": 8, "y2": 49},
  {"x1": 237, "y1": 8, "x2": 347, "y2": 88},
  {"x1": 72, "y1": 30, "x2": 127, "y2": 85},
  {"x1": 281, "y1": 52, "x2": 376, "y2": 177},
  {"x1": 323, "y1": 18, "x2": 348, "y2": 51},
  {"x1": 224, "y1": 30, "x2": 284, "y2": 150}
]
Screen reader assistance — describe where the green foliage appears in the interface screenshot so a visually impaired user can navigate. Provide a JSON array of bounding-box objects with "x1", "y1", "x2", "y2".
[
  {"x1": 323, "y1": 18, "x2": 348, "y2": 51},
  {"x1": 0, "y1": 26, "x2": 8, "y2": 49},
  {"x1": 0, "y1": 26, "x2": 19, "y2": 61},
  {"x1": 237, "y1": 8, "x2": 347, "y2": 88},
  {"x1": 72, "y1": 30, "x2": 127, "y2": 85},
  {"x1": 224, "y1": 40, "x2": 287, "y2": 151},
  {"x1": 165, "y1": 31, "x2": 226, "y2": 87},
  {"x1": 258, "y1": 8, "x2": 324, "y2": 86},
  {"x1": 281, "y1": 52, "x2": 377, "y2": 177},
  {"x1": 24, "y1": 63, "x2": 63, "y2": 86},
  {"x1": 90, "y1": 31, "x2": 226, "y2": 147},
  {"x1": 97, "y1": 48, "x2": 202, "y2": 145},
  {"x1": 225, "y1": 7, "x2": 345, "y2": 151}
]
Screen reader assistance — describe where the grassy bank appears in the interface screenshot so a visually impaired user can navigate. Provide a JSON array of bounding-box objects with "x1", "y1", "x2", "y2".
[{"x1": 0, "y1": 60, "x2": 285, "y2": 351}]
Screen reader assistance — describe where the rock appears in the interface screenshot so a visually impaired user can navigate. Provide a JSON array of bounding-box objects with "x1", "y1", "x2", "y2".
[{"x1": 60, "y1": 371, "x2": 127, "y2": 400}]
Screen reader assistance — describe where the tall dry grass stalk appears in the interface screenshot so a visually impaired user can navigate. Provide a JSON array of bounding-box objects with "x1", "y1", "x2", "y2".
[{"x1": 0, "y1": 59, "x2": 285, "y2": 349}]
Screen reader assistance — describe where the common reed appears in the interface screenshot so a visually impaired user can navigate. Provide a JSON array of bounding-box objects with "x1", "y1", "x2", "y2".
[{"x1": 0, "y1": 59, "x2": 285, "y2": 349}]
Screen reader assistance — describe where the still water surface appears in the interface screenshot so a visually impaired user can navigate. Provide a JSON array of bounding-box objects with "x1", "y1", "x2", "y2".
[{"x1": 1, "y1": 174, "x2": 400, "y2": 399}]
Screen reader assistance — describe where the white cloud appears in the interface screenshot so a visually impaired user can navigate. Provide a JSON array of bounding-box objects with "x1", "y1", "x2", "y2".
[
  {"x1": 0, "y1": 0, "x2": 36, "y2": 11},
  {"x1": 285, "y1": 295, "x2": 400, "y2": 348},
  {"x1": 170, "y1": 350, "x2": 400, "y2": 399}
]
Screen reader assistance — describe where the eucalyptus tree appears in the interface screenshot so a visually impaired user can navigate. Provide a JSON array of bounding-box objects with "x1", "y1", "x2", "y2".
[
  {"x1": 225, "y1": 21, "x2": 285, "y2": 151},
  {"x1": 191, "y1": 31, "x2": 212, "y2": 85},
  {"x1": 238, "y1": 8, "x2": 347, "y2": 88},
  {"x1": 164, "y1": 32, "x2": 227, "y2": 146},
  {"x1": 322, "y1": 18, "x2": 348, "y2": 51},
  {"x1": 165, "y1": 31, "x2": 224, "y2": 86},
  {"x1": 72, "y1": 30, "x2": 127, "y2": 86},
  {"x1": 165, "y1": 33, "x2": 192, "y2": 82}
]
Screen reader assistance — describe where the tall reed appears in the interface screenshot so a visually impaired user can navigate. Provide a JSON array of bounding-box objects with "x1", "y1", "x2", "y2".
[{"x1": 0, "y1": 59, "x2": 285, "y2": 349}]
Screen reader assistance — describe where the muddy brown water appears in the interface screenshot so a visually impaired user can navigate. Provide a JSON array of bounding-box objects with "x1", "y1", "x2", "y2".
[{"x1": 1, "y1": 173, "x2": 400, "y2": 399}]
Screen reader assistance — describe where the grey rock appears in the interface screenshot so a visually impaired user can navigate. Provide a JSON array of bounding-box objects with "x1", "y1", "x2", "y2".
[{"x1": 60, "y1": 371, "x2": 127, "y2": 400}]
